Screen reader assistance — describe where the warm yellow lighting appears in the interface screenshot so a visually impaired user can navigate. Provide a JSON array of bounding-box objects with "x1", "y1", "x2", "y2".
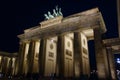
[
  {"x1": 0, "y1": 56, "x2": 1, "y2": 60},
  {"x1": 82, "y1": 29, "x2": 94, "y2": 40}
]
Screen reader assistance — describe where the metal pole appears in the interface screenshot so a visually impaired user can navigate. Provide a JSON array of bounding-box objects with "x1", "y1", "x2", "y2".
[{"x1": 117, "y1": 0, "x2": 120, "y2": 37}]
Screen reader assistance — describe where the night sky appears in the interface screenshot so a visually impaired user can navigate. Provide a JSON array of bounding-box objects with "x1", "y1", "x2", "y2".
[{"x1": 0, "y1": 0, "x2": 119, "y2": 70}]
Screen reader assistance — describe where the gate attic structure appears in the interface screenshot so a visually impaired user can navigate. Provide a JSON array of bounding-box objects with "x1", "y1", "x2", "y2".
[{"x1": 17, "y1": 8, "x2": 111, "y2": 79}]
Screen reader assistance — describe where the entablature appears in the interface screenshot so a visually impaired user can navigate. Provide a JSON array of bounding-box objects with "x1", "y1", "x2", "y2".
[
  {"x1": 18, "y1": 8, "x2": 106, "y2": 41},
  {"x1": 103, "y1": 38, "x2": 120, "y2": 53}
]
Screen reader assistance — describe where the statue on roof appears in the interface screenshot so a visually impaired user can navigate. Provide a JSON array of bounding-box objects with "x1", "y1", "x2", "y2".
[
  {"x1": 48, "y1": 11, "x2": 54, "y2": 18},
  {"x1": 53, "y1": 9, "x2": 58, "y2": 17},
  {"x1": 53, "y1": 5, "x2": 63, "y2": 16},
  {"x1": 58, "y1": 8, "x2": 63, "y2": 16},
  {"x1": 44, "y1": 5, "x2": 63, "y2": 20},
  {"x1": 44, "y1": 14, "x2": 49, "y2": 20},
  {"x1": 55, "y1": 5, "x2": 59, "y2": 14}
]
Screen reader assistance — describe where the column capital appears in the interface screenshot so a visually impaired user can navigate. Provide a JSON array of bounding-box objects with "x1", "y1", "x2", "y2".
[
  {"x1": 19, "y1": 40, "x2": 30, "y2": 44},
  {"x1": 93, "y1": 26, "x2": 103, "y2": 35},
  {"x1": 30, "y1": 39, "x2": 40, "y2": 42}
]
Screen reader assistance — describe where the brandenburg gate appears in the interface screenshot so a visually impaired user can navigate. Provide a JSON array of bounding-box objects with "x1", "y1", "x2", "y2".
[{"x1": 17, "y1": 8, "x2": 117, "y2": 79}]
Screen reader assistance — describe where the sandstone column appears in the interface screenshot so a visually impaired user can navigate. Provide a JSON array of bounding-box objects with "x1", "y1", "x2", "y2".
[
  {"x1": 106, "y1": 47, "x2": 117, "y2": 80},
  {"x1": 32, "y1": 40, "x2": 40, "y2": 75},
  {"x1": 39, "y1": 39, "x2": 46, "y2": 76},
  {"x1": 57, "y1": 35, "x2": 65, "y2": 78},
  {"x1": 27, "y1": 39, "x2": 40, "y2": 77},
  {"x1": 0, "y1": 56, "x2": 2, "y2": 72},
  {"x1": 27, "y1": 40, "x2": 36, "y2": 76},
  {"x1": 57, "y1": 33, "x2": 74, "y2": 78},
  {"x1": 18, "y1": 41, "x2": 26, "y2": 76},
  {"x1": 11, "y1": 58, "x2": 16, "y2": 76},
  {"x1": 14, "y1": 58, "x2": 19, "y2": 76},
  {"x1": 39, "y1": 37, "x2": 57, "y2": 77},
  {"x1": 74, "y1": 32, "x2": 90, "y2": 79},
  {"x1": 94, "y1": 27, "x2": 110, "y2": 80},
  {"x1": 1, "y1": 57, "x2": 4, "y2": 75},
  {"x1": 74, "y1": 32, "x2": 82, "y2": 78},
  {"x1": 2, "y1": 57, "x2": 10, "y2": 76},
  {"x1": 8, "y1": 58, "x2": 13, "y2": 76}
]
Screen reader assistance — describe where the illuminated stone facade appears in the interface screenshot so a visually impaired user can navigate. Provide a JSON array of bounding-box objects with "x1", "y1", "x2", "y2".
[
  {"x1": 103, "y1": 38, "x2": 120, "y2": 80},
  {"x1": 17, "y1": 8, "x2": 110, "y2": 79},
  {"x1": 0, "y1": 8, "x2": 119, "y2": 80},
  {"x1": 0, "y1": 52, "x2": 18, "y2": 76}
]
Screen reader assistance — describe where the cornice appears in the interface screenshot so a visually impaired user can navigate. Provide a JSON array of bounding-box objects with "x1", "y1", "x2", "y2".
[{"x1": 18, "y1": 8, "x2": 106, "y2": 40}]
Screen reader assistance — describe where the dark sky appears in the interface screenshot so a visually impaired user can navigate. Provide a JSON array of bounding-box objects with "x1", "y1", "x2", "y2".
[{"x1": 0, "y1": 0, "x2": 118, "y2": 53}]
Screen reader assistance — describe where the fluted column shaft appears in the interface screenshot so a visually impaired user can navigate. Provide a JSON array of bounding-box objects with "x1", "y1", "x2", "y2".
[
  {"x1": 18, "y1": 40, "x2": 29, "y2": 76},
  {"x1": 74, "y1": 32, "x2": 90, "y2": 78},
  {"x1": 94, "y1": 27, "x2": 110, "y2": 80},
  {"x1": 39, "y1": 39, "x2": 46, "y2": 76},
  {"x1": 57, "y1": 33, "x2": 74, "y2": 78},
  {"x1": 27, "y1": 40, "x2": 36, "y2": 75},
  {"x1": 106, "y1": 47, "x2": 117, "y2": 80},
  {"x1": 57, "y1": 35, "x2": 64, "y2": 78}
]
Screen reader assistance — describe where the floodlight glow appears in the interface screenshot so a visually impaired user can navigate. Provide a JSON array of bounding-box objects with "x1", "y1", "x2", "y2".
[
  {"x1": 51, "y1": 39, "x2": 54, "y2": 42},
  {"x1": 117, "y1": 58, "x2": 120, "y2": 64},
  {"x1": 117, "y1": 58, "x2": 120, "y2": 61}
]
